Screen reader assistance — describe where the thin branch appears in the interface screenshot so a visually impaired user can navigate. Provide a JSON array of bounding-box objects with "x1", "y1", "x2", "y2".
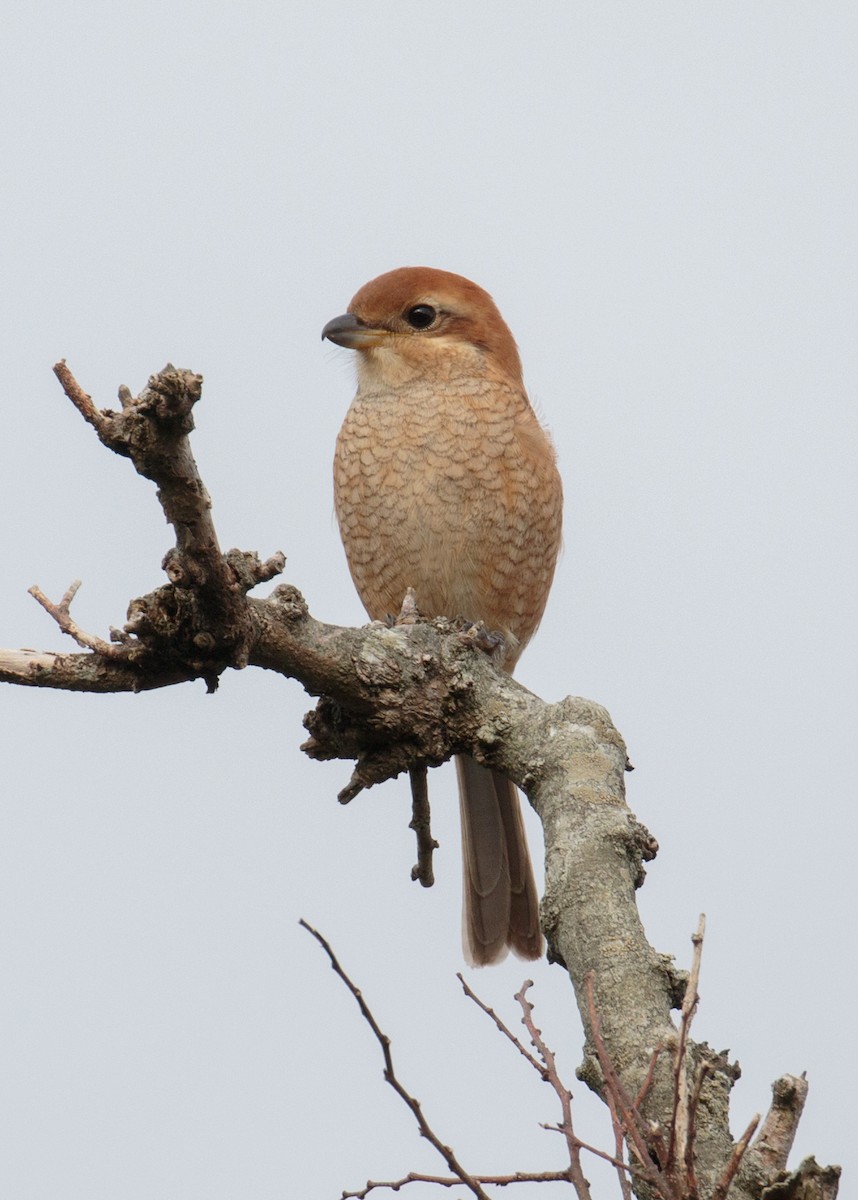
[
  {"x1": 515, "y1": 980, "x2": 593, "y2": 1200},
  {"x1": 456, "y1": 973, "x2": 545, "y2": 1076},
  {"x1": 299, "y1": 920, "x2": 491, "y2": 1200},
  {"x1": 53, "y1": 359, "x2": 108, "y2": 431},
  {"x1": 633, "y1": 1043, "x2": 665, "y2": 1110},
  {"x1": 711, "y1": 1112, "x2": 760, "y2": 1200},
  {"x1": 27, "y1": 580, "x2": 127, "y2": 659},
  {"x1": 668, "y1": 914, "x2": 706, "y2": 1175},
  {"x1": 584, "y1": 972, "x2": 675, "y2": 1197},
  {"x1": 340, "y1": 1169, "x2": 576, "y2": 1198},
  {"x1": 606, "y1": 1091, "x2": 634, "y2": 1200},
  {"x1": 408, "y1": 765, "x2": 438, "y2": 887},
  {"x1": 684, "y1": 1061, "x2": 710, "y2": 1197},
  {"x1": 0, "y1": 645, "x2": 191, "y2": 693},
  {"x1": 460, "y1": 976, "x2": 646, "y2": 1188},
  {"x1": 540, "y1": 1123, "x2": 652, "y2": 1181}
]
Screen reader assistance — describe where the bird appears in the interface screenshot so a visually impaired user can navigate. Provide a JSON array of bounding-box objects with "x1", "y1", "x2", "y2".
[{"x1": 322, "y1": 266, "x2": 563, "y2": 965}]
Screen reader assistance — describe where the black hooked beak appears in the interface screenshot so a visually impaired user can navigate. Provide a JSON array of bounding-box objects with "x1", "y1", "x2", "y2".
[{"x1": 321, "y1": 312, "x2": 390, "y2": 349}]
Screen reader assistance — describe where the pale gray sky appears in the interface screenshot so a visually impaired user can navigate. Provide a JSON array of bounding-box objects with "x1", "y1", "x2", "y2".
[{"x1": 1, "y1": 4, "x2": 855, "y2": 1196}]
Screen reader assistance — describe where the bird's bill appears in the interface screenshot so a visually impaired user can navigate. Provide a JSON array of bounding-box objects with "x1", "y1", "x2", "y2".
[{"x1": 321, "y1": 313, "x2": 389, "y2": 349}]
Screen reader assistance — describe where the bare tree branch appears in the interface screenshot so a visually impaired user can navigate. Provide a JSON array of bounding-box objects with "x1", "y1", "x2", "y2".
[
  {"x1": 53, "y1": 359, "x2": 106, "y2": 430},
  {"x1": 753, "y1": 1074, "x2": 809, "y2": 1177},
  {"x1": 27, "y1": 580, "x2": 124, "y2": 657},
  {"x1": 514, "y1": 980, "x2": 593, "y2": 1199},
  {"x1": 0, "y1": 362, "x2": 840, "y2": 1200},
  {"x1": 340, "y1": 1169, "x2": 577, "y2": 1198},
  {"x1": 712, "y1": 1112, "x2": 760, "y2": 1200},
  {"x1": 299, "y1": 920, "x2": 491, "y2": 1200},
  {"x1": 584, "y1": 972, "x2": 676, "y2": 1198},
  {"x1": 457, "y1": 973, "x2": 546, "y2": 1077},
  {"x1": 668, "y1": 913, "x2": 705, "y2": 1179},
  {"x1": 408, "y1": 765, "x2": 437, "y2": 886}
]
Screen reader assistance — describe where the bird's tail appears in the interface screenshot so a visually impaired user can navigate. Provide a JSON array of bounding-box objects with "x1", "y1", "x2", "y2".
[{"x1": 456, "y1": 754, "x2": 543, "y2": 966}]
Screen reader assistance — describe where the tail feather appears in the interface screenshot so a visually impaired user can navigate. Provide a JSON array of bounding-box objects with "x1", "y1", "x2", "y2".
[{"x1": 456, "y1": 755, "x2": 543, "y2": 966}]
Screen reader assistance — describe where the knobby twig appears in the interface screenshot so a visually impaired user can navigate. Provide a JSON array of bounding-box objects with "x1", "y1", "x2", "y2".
[
  {"x1": 408, "y1": 765, "x2": 438, "y2": 887},
  {"x1": 460, "y1": 974, "x2": 648, "y2": 1194},
  {"x1": 341, "y1": 1169, "x2": 581, "y2": 1198},
  {"x1": 514, "y1": 980, "x2": 593, "y2": 1200},
  {"x1": 401, "y1": 589, "x2": 437, "y2": 888},
  {"x1": 457, "y1": 973, "x2": 545, "y2": 1077}
]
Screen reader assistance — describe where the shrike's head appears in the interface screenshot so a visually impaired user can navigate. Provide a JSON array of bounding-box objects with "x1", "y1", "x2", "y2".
[{"x1": 322, "y1": 266, "x2": 523, "y2": 388}]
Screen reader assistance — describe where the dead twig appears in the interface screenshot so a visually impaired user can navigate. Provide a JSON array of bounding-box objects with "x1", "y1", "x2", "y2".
[
  {"x1": 300, "y1": 920, "x2": 491, "y2": 1200},
  {"x1": 584, "y1": 971, "x2": 676, "y2": 1197},
  {"x1": 514, "y1": 980, "x2": 593, "y2": 1200},
  {"x1": 340, "y1": 1169, "x2": 579, "y2": 1198},
  {"x1": 605, "y1": 1087, "x2": 635, "y2": 1200},
  {"x1": 633, "y1": 1043, "x2": 665, "y2": 1111},
  {"x1": 53, "y1": 359, "x2": 108, "y2": 432},
  {"x1": 408, "y1": 765, "x2": 438, "y2": 887},
  {"x1": 668, "y1": 914, "x2": 706, "y2": 1180},
  {"x1": 461, "y1": 974, "x2": 650, "y2": 1190},
  {"x1": 28, "y1": 580, "x2": 125, "y2": 659},
  {"x1": 684, "y1": 1060, "x2": 710, "y2": 1197},
  {"x1": 711, "y1": 1112, "x2": 760, "y2": 1200},
  {"x1": 457, "y1": 973, "x2": 545, "y2": 1076}
]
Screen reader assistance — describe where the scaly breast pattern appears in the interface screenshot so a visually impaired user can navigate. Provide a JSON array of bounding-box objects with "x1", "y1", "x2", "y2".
[{"x1": 334, "y1": 371, "x2": 562, "y2": 668}]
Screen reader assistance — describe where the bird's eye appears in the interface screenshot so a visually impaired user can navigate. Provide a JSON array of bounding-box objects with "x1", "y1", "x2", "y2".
[{"x1": 405, "y1": 304, "x2": 437, "y2": 330}]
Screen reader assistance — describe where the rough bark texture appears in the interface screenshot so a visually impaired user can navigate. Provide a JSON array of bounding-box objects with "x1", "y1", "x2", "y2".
[{"x1": 0, "y1": 364, "x2": 840, "y2": 1200}]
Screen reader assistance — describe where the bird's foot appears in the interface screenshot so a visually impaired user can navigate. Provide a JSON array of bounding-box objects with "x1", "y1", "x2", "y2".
[{"x1": 457, "y1": 620, "x2": 507, "y2": 662}]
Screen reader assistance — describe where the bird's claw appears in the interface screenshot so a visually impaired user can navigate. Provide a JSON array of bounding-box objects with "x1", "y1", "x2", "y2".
[{"x1": 458, "y1": 620, "x2": 507, "y2": 661}]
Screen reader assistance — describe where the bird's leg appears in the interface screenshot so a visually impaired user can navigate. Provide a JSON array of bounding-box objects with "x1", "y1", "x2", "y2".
[{"x1": 457, "y1": 620, "x2": 507, "y2": 664}]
